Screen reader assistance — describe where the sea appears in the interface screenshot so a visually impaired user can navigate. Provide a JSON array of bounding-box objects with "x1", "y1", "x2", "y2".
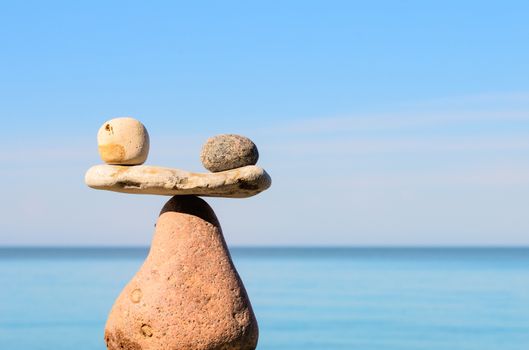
[{"x1": 0, "y1": 247, "x2": 528, "y2": 350}]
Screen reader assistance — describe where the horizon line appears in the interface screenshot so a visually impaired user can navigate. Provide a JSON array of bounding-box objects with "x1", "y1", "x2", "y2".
[{"x1": 1, "y1": 245, "x2": 528, "y2": 249}]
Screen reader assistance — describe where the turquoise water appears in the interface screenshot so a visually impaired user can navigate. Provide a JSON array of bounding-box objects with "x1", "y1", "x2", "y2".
[{"x1": 1, "y1": 248, "x2": 528, "y2": 349}]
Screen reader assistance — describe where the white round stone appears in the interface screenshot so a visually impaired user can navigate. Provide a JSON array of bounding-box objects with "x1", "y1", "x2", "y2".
[{"x1": 97, "y1": 117, "x2": 149, "y2": 165}]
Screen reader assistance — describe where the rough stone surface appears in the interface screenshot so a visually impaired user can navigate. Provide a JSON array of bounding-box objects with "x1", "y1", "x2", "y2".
[
  {"x1": 105, "y1": 196, "x2": 258, "y2": 350},
  {"x1": 201, "y1": 135, "x2": 259, "y2": 172},
  {"x1": 98, "y1": 117, "x2": 150, "y2": 165},
  {"x1": 85, "y1": 164, "x2": 271, "y2": 198}
]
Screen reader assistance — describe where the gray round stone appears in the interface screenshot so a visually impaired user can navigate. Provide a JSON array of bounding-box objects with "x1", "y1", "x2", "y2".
[{"x1": 200, "y1": 134, "x2": 259, "y2": 172}]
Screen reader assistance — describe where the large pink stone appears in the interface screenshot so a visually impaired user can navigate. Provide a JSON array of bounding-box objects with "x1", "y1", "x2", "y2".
[{"x1": 104, "y1": 196, "x2": 258, "y2": 350}]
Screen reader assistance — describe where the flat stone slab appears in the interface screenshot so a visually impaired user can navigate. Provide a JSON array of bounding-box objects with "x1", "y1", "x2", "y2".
[{"x1": 85, "y1": 164, "x2": 271, "y2": 198}]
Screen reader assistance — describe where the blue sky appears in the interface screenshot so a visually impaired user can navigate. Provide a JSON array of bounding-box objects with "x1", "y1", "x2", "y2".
[{"x1": 1, "y1": 1, "x2": 528, "y2": 246}]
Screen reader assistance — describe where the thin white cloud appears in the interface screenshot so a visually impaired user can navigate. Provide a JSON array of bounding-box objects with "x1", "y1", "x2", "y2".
[
  {"x1": 405, "y1": 91, "x2": 529, "y2": 107},
  {"x1": 318, "y1": 166, "x2": 529, "y2": 187},
  {"x1": 265, "y1": 135, "x2": 529, "y2": 156},
  {"x1": 262, "y1": 110, "x2": 529, "y2": 135},
  {"x1": 255, "y1": 91, "x2": 529, "y2": 135}
]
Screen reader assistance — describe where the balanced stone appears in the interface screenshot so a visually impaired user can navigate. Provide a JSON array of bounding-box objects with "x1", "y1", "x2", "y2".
[
  {"x1": 85, "y1": 164, "x2": 271, "y2": 198},
  {"x1": 98, "y1": 117, "x2": 150, "y2": 165},
  {"x1": 104, "y1": 196, "x2": 259, "y2": 350},
  {"x1": 201, "y1": 134, "x2": 259, "y2": 172}
]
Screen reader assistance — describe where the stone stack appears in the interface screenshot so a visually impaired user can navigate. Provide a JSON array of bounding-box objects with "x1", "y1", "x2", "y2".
[{"x1": 85, "y1": 117, "x2": 271, "y2": 350}]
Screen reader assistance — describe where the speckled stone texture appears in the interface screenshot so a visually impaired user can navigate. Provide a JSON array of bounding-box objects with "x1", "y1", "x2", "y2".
[
  {"x1": 104, "y1": 196, "x2": 258, "y2": 350},
  {"x1": 200, "y1": 135, "x2": 259, "y2": 172}
]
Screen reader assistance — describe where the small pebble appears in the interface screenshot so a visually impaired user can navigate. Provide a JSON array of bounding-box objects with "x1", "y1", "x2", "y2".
[
  {"x1": 97, "y1": 117, "x2": 149, "y2": 165},
  {"x1": 200, "y1": 134, "x2": 259, "y2": 172}
]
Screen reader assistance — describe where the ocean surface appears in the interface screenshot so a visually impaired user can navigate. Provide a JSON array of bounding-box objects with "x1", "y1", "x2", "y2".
[{"x1": 0, "y1": 247, "x2": 528, "y2": 350}]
